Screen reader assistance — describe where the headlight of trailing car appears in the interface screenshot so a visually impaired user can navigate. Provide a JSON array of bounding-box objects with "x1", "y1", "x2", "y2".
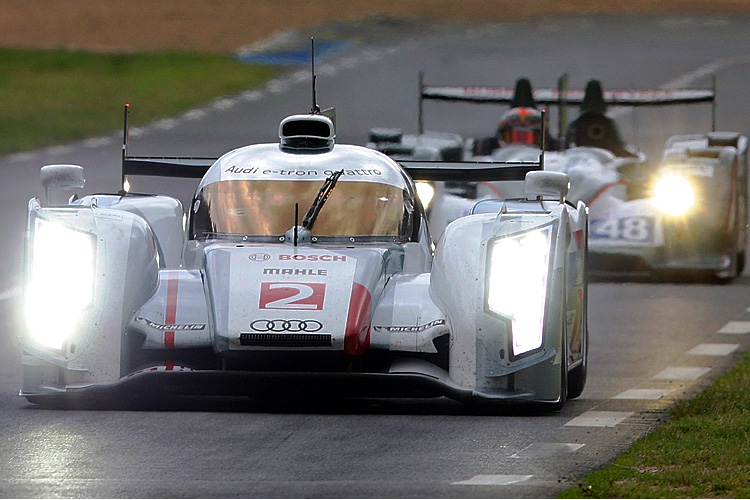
[
  {"x1": 486, "y1": 225, "x2": 552, "y2": 357},
  {"x1": 25, "y1": 217, "x2": 96, "y2": 350},
  {"x1": 653, "y1": 174, "x2": 695, "y2": 216},
  {"x1": 415, "y1": 181, "x2": 435, "y2": 210}
]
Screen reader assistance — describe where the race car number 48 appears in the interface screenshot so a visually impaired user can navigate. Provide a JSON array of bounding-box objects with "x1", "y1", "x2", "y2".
[{"x1": 590, "y1": 217, "x2": 655, "y2": 243}]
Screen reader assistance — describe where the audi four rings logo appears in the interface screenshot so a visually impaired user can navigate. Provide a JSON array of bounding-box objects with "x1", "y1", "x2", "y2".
[
  {"x1": 250, "y1": 319, "x2": 323, "y2": 332},
  {"x1": 249, "y1": 253, "x2": 271, "y2": 262}
]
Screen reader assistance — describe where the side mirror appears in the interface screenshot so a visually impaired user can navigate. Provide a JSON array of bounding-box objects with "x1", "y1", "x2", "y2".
[
  {"x1": 525, "y1": 171, "x2": 569, "y2": 201},
  {"x1": 40, "y1": 164, "x2": 85, "y2": 206}
]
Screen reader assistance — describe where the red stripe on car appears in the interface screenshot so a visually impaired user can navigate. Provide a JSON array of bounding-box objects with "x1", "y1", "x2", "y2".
[
  {"x1": 574, "y1": 229, "x2": 584, "y2": 249},
  {"x1": 344, "y1": 283, "x2": 372, "y2": 356},
  {"x1": 164, "y1": 271, "x2": 179, "y2": 348},
  {"x1": 587, "y1": 180, "x2": 626, "y2": 207}
]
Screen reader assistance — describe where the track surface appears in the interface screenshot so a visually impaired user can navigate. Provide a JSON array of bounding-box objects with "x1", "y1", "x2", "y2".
[{"x1": 1, "y1": 15, "x2": 749, "y2": 498}]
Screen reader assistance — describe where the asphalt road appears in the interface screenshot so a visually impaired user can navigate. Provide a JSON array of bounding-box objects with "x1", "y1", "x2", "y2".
[{"x1": 1, "y1": 14, "x2": 749, "y2": 498}]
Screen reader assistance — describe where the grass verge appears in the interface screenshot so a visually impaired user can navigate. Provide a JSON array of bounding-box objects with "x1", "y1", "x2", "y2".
[
  {"x1": 0, "y1": 48, "x2": 279, "y2": 155},
  {"x1": 560, "y1": 350, "x2": 750, "y2": 498}
]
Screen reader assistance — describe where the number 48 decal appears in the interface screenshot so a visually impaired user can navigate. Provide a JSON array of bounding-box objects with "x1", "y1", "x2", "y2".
[
  {"x1": 590, "y1": 217, "x2": 654, "y2": 242},
  {"x1": 259, "y1": 282, "x2": 326, "y2": 310}
]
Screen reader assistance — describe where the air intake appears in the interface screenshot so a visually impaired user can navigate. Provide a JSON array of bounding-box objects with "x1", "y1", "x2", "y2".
[
  {"x1": 240, "y1": 333, "x2": 333, "y2": 348},
  {"x1": 707, "y1": 132, "x2": 740, "y2": 148},
  {"x1": 279, "y1": 114, "x2": 335, "y2": 152},
  {"x1": 687, "y1": 148, "x2": 721, "y2": 159}
]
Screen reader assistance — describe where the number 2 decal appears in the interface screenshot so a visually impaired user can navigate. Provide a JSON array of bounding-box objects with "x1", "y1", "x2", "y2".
[{"x1": 259, "y1": 282, "x2": 326, "y2": 310}]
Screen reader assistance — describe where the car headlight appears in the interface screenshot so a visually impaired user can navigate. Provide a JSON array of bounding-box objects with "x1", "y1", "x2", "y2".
[
  {"x1": 415, "y1": 181, "x2": 435, "y2": 210},
  {"x1": 25, "y1": 217, "x2": 96, "y2": 350},
  {"x1": 486, "y1": 225, "x2": 552, "y2": 357},
  {"x1": 653, "y1": 174, "x2": 695, "y2": 216}
]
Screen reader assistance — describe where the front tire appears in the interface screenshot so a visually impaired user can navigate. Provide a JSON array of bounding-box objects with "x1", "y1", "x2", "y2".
[{"x1": 567, "y1": 357, "x2": 587, "y2": 399}]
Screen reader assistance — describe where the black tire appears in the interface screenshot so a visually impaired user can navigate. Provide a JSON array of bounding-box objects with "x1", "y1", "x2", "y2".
[
  {"x1": 546, "y1": 293, "x2": 569, "y2": 412},
  {"x1": 544, "y1": 350, "x2": 568, "y2": 412},
  {"x1": 568, "y1": 223, "x2": 589, "y2": 400},
  {"x1": 737, "y1": 250, "x2": 745, "y2": 276},
  {"x1": 567, "y1": 356, "x2": 587, "y2": 399}
]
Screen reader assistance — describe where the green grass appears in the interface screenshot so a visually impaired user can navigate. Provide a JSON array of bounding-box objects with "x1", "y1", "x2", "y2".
[
  {"x1": 560, "y1": 351, "x2": 750, "y2": 498},
  {"x1": 0, "y1": 48, "x2": 279, "y2": 155}
]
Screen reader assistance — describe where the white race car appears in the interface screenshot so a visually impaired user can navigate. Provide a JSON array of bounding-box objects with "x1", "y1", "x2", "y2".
[
  {"x1": 369, "y1": 75, "x2": 747, "y2": 280},
  {"x1": 21, "y1": 108, "x2": 589, "y2": 409}
]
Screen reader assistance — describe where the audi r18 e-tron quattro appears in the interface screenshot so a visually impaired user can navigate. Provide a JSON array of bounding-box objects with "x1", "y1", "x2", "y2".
[{"x1": 20, "y1": 106, "x2": 589, "y2": 409}]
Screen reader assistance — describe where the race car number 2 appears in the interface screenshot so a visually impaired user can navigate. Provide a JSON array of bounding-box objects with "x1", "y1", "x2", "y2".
[
  {"x1": 259, "y1": 282, "x2": 326, "y2": 310},
  {"x1": 590, "y1": 217, "x2": 655, "y2": 243}
]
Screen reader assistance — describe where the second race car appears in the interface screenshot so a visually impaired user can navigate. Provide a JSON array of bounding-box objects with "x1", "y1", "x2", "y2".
[{"x1": 368, "y1": 74, "x2": 748, "y2": 280}]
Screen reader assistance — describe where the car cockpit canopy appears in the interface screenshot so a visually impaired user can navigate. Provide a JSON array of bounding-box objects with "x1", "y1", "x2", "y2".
[{"x1": 190, "y1": 115, "x2": 416, "y2": 243}]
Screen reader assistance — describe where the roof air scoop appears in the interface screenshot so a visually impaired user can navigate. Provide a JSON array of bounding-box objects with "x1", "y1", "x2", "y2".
[{"x1": 279, "y1": 114, "x2": 335, "y2": 153}]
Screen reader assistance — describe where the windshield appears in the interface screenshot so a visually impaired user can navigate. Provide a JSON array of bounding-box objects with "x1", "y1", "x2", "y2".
[{"x1": 190, "y1": 179, "x2": 413, "y2": 241}]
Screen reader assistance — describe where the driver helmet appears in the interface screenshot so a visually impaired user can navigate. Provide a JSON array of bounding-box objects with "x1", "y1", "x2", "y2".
[{"x1": 497, "y1": 107, "x2": 542, "y2": 146}]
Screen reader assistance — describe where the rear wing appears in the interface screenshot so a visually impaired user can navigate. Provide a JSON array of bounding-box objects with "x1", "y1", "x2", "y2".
[
  {"x1": 417, "y1": 72, "x2": 718, "y2": 136},
  {"x1": 402, "y1": 160, "x2": 570, "y2": 203},
  {"x1": 400, "y1": 160, "x2": 541, "y2": 182},
  {"x1": 121, "y1": 103, "x2": 546, "y2": 192},
  {"x1": 120, "y1": 104, "x2": 339, "y2": 193},
  {"x1": 421, "y1": 84, "x2": 715, "y2": 106},
  {"x1": 120, "y1": 104, "x2": 214, "y2": 192}
]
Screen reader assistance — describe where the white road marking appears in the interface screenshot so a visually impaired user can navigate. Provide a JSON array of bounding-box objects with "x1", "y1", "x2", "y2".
[
  {"x1": 182, "y1": 109, "x2": 206, "y2": 121},
  {"x1": 718, "y1": 321, "x2": 750, "y2": 334},
  {"x1": 240, "y1": 90, "x2": 264, "y2": 101},
  {"x1": 154, "y1": 118, "x2": 178, "y2": 130},
  {"x1": 687, "y1": 343, "x2": 740, "y2": 356},
  {"x1": 659, "y1": 16, "x2": 730, "y2": 29},
  {"x1": 317, "y1": 63, "x2": 337, "y2": 76},
  {"x1": 340, "y1": 56, "x2": 359, "y2": 68},
  {"x1": 565, "y1": 411, "x2": 633, "y2": 428},
  {"x1": 362, "y1": 49, "x2": 383, "y2": 62},
  {"x1": 83, "y1": 137, "x2": 114, "y2": 148},
  {"x1": 212, "y1": 97, "x2": 236, "y2": 110},
  {"x1": 452, "y1": 474, "x2": 533, "y2": 486},
  {"x1": 128, "y1": 127, "x2": 145, "y2": 138},
  {"x1": 652, "y1": 366, "x2": 711, "y2": 381},
  {"x1": 7, "y1": 152, "x2": 36, "y2": 163},
  {"x1": 511, "y1": 443, "x2": 584, "y2": 458},
  {"x1": 613, "y1": 388, "x2": 672, "y2": 400},
  {"x1": 45, "y1": 145, "x2": 75, "y2": 156},
  {"x1": 662, "y1": 55, "x2": 750, "y2": 89},
  {"x1": 610, "y1": 54, "x2": 750, "y2": 119},
  {"x1": 291, "y1": 70, "x2": 310, "y2": 83},
  {"x1": 265, "y1": 79, "x2": 290, "y2": 94}
]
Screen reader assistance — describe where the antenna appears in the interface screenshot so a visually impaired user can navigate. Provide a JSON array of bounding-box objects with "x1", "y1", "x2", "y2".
[
  {"x1": 294, "y1": 203, "x2": 299, "y2": 247},
  {"x1": 557, "y1": 73, "x2": 569, "y2": 145},
  {"x1": 418, "y1": 70, "x2": 424, "y2": 135},
  {"x1": 121, "y1": 103, "x2": 130, "y2": 194},
  {"x1": 711, "y1": 74, "x2": 717, "y2": 132},
  {"x1": 311, "y1": 37, "x2": 320, "y2": 114},
  {"x1": 540, "y1": 109, "x2": 547, "y2": 171}
]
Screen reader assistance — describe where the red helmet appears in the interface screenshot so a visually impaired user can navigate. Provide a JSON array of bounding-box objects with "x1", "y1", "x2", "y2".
[{"x1": 497, "y1": 107, "x2": 542, "y2": 146}]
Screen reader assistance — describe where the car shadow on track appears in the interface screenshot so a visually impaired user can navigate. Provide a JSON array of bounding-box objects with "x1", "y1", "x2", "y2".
[
  {"x1": 591, "y1": 270, "x2": 750, "y2": 285},
  {"x1": 23, "y1": 393, "x2": 570, "y2": 417}
]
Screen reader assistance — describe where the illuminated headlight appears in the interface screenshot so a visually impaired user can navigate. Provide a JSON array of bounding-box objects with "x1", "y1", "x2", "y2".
[
  {"x1": 25, "y1": 217, "x2": 96, "y2": 350},
  {"x1": 653, "y1": 174, "x2": 695, "y2": 216},
  {"x1": 415, "y1": 181, "x2": 435, "y2": 210},
  {"x1": 486, "y1": 225, "x2": 552, "y2": 357}
]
